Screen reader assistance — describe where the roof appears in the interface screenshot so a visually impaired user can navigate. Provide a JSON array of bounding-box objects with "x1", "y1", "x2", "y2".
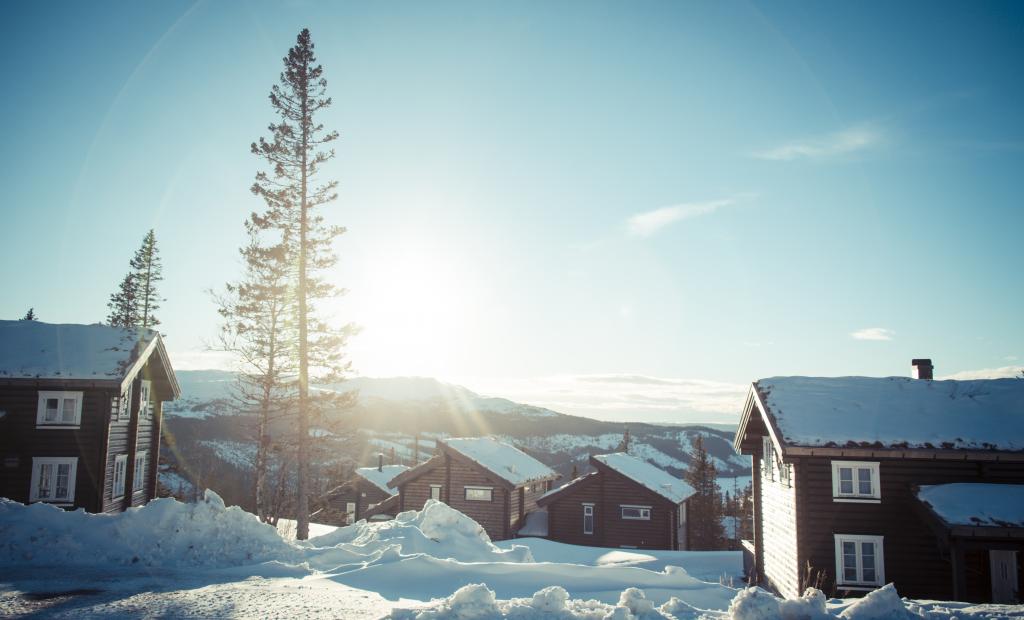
[
  {"x1": 0, "y1": 320, "x2": 179, "y2": 397},
  {"x1": 440, "y1": 437, "x2": 558, "y2": 487},
  {"x1": 917, "y1": 483, "x2": 1024, "y2": 528},
  {"x1": 354, "y1": 465, "x2": 408, "y2": 495},
  {"x1": 592, "y1": 452, "x2": 695, "y2": 504},
  {"x1": 743, "y1": 376, "x2": 1024, "y2": 453},
  {"x1": 538, "y1": 471, "x2": 599, "y2": 506}
]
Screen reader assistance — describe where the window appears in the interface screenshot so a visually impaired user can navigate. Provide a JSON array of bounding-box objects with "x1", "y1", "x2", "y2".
[
  {"x1": 831, "y1": 461, "x2": 880, "y2": 501},
  {"x1": 621, "y1": 505, "x2": 651, "y2": 520},
  {"x1": 139, "y1": 380, "x2": 153, "y2": 419},
  {"x1": 36, "y1": 391, "x2": 83, "y2": 428},
  {"x1": 112, "y1": 454, "x2": 128, "y2": 499},
  {"x1": 465, "y1": 486, "x2": 493, "y2": 502},
  {"x1": 834, "y1": 534, "x2": 884, "y2": 587},
  {"x1": 430, "y1": 484, "x2": 442, "y2": 501},
  {"x1": 30, "y1": 457, "x2": 78, "y2": 504},
  {"x1": 583, "y1": 504, "x2": 594, "y2": 534},
  {"x1": 761, "y1": 436, "x2": 776, "y2": 482},
  {"x1": 133, "y1": 451, "x2": 148, "y2": 493},
  {"x1": 345, "y1": 502, "x2": 356, "y2": 523},
  {"x1": 112, "y1": 386, "x2": 131, "y2": 422}
]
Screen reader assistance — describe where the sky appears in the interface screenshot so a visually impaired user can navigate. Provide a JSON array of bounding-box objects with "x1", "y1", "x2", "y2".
[{"x1": 2, "y1": 1, "x2": 1023, "y2": 424}]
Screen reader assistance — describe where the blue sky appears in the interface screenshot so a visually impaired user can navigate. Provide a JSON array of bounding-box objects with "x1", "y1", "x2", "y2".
[{"x1": 2, "y1": 1, "x2": 1022, "y2": 423}]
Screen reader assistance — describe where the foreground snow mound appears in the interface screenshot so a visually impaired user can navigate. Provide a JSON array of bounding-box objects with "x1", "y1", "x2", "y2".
[
  {"x1": 307, "y1": 499, "x2": 533, "y2": 565},
  {"x1": 838, "y1": 584, "x2": 908, "y2": 620},
  {"x1": 0, "y1": 490, "x2": 297, "y2": 568}
]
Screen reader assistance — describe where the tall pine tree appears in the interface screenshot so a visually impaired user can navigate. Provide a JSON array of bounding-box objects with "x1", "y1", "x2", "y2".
[
  {"x1": 107, "y1": 273, "x2": 139, "y2": 327},
  {"x1": 683, "y1": 435, "x2": 726, "y2": 550},
  {"x1": 130, "y1": 229, "x2": 163, "y2": 328},
  {"x1": 251, "y1": 28, "x2": 355, "y2": 539}
]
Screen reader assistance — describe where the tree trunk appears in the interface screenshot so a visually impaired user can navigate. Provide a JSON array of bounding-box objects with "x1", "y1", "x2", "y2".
[{"x1": 295, "y1": 56, "x2": 311, "y2": 542}]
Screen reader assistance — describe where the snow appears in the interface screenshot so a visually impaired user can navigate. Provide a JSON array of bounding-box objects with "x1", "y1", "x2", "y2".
[
  {"x1": 517, "y1": 510, "x2": 548, "y2": 537},
  {"x1": 593, "y1": 452, "x2": 696, "y2": 504},
  {"x1": 275, "y1": 519, "x2": 340, "y2": 541},
  {"x1": 442, "y1": 437, "x2": 557, "y2": 486},
  {"x1": 356, "y1": 464, "x2": 409, "y2": 494},
  {"x1": 197, "y1": 439, "x2": 256, "y2": 469},
  {"x1": 0, "y1": 320, "x2": 158, "y2": 380},
  {"x1": 916, "y1": 483, "x2": 1024, "y2": 527},
  {"x1": 756, "y1": 376, "x2": 1024, "y2": 450},
  {"x1": 540, "y1": 471, "x2": 598, "y2": 503}
]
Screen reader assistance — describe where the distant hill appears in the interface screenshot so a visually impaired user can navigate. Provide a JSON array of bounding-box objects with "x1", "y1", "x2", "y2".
[{"x1": 160, "y1": 370, "x2": 750, "y2": 509}]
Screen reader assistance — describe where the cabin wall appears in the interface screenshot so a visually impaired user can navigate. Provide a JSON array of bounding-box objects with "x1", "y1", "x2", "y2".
[
  {"x1": 399, "y1": 466, "x2": 446, "y2": 513},
  {"x1": 444, "y1": 456, "x2": 512, "y2": 541},
  {"x1": 796, "y1": 457, "x2": 1024, "y2": 601},
  {"x1": 545, "y1": 475, "x2": 602, "y2": 546},
  {"x1": 0, "y1": 384, "x2": 110, "y2": 513},
  {"x1": 760, "y1": 448, "x2": 801, "y2": 598},
  {"x1": 325, "y1": 479, "x2": 393, "y2": 524}
]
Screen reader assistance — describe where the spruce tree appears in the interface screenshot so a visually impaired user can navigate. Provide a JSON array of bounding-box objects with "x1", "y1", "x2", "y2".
[
  {"x1": 21, "y1": 308, "x2": 37, "y2": 321},
  {"x1": 107, "y1": 273, "x2": 139, "y2": 328},
  {"x1": 683, "y1": 435, "x2": 726, "y2": 550},
  {"x1": 130, "y1": 229, "x2": 163, "y2": 328},
  {"x1": 251, "y1": 28, "x2": 354, "y2": 539}
]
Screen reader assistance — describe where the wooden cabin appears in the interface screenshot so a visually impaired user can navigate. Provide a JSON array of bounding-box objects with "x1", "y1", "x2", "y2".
[
  {"x1": 536, "y1": 452, "x2": 696, "y2": 550},
  {"x1": 388, "y1": 437, "x2": 559, "y2": 541},
  {"x1": 320, "y1": 458, "x2": 408, "y2": 525},
  {"x1": 0, "y1": 320, "x2": 179, "y2": 512},
  {"x1": 734, "y1": 359, "x2": 1024, "y2": 604}
]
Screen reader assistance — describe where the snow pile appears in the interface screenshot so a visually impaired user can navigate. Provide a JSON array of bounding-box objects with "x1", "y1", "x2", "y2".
[
  {"x1": 308, "y1": 499, "x2": 533, "y2": 565},
  {"x1": 838, "y1": 584, "x2": 908, "y2": 619},
  {"x1": 0, "y1": 490, "x2": 297, "y2": 568},
  {"x1": 917, "y1": 483, "x2": 1024, "y2": 527},
  {"x1": 756, "y1": 376, "x2": 1024, "y2": 450}
]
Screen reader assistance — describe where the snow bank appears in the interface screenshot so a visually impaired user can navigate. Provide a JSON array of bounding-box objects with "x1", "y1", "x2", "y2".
[
  {"x1": 838, "y1": 584, "x2": 908, "y2": 619},
  {"x1": 0, "y1": 490, "x2": 297, "y2": 568}
]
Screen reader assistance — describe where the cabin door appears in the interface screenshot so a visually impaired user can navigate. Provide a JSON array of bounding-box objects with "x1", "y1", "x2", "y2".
[{"x1": 989, "y1": 550, "x2": 1019, "y2": 603}]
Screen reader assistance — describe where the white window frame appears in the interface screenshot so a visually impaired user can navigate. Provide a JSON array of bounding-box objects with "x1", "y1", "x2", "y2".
[
  {"x1": 430, "y1": 484, "x2": 442, "y2": 501},
  {"x1": 621, "y1": 504, "x2": 652, "y2": 520},
  {"x1": 583, "y1": 503, "x2": 594, "y2": 535},
  {"x1": 762, "y1": 436, "x2": 776, "y2": 482},
  {"x1": 30, "y1": 457, "x2": 78, "y2": 504},
  {"x1": 139, "y1": 380, "x2": 153, "y2": 420},
  {"x1": 831, "y1": 461, "x2": 881, "y2": 502},
  {"x1": 132, "y1": 451, "x2": 148, "y2": 493},
  {"x1": 36, "y1": 391, "x2": 84, "y2": 428},
  {"x1": 465, "y1": 486, "x2": 493, "y2": 502},
  {"x1": 834, "y1": 534, "x2": 885, "y2": 588},
  {"x1": 112, "y1": 454, "x2": 128, "y2": 499}
]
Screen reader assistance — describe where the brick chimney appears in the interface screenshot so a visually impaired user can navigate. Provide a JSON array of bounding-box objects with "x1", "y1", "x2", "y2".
[
  {"x1": 378, "y1": 453, "x2": 384, "y2": 472},
  {"x1": 912, "y1": 359, "x2": 934, "y2": 380}
]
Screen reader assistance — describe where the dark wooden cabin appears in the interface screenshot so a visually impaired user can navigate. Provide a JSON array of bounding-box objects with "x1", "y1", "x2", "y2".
[
  {"x1": 536, "y1": 452, "x2": 695, "y2": 550},
  {"x1": 388, "y1": 436, "x2": 559, "y2": 541},
  {"x1": 0, "y1": 320, "x2": 180, "y2": 512},
  {"x1": 734, "y1": 359, "x2": 1024, "y2": 604},
  {"x1": 319, "y1": 458, "x2": 408, "y2": 525}
]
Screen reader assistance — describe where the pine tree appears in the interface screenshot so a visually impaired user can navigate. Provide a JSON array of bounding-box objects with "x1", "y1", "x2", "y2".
[
  {"x1": 130, "y1": 229, "x2": 163, "y2": 328},
  {"x1": 570, "y1": 463, "x2": 579, "y2": 479},
  {"x1": 616, "y1": 427, "x2": 631, "y2": 453},
  {"x1": 21, "y1": 308, "x2": 37, "y2": 321},
  {"x1": 107, "y1": 273, "x2": 139, "y2": 327},
  {"x1": 683, "y1": 435, "x2": 726, "y2": 550},
  {"x1": 251, "y1": 28, "x2": 355, "y2": 540}
]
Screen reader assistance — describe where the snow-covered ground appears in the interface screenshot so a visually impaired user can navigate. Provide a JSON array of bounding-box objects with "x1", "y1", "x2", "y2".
[{"x1": 1, "y1": 493, "x2": 1021, "y2": 619}]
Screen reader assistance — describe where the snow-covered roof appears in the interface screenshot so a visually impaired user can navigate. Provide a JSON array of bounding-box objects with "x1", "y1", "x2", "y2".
[
  {"x1": 917, "y1": 483, "x2": 1024, "y2": 528},
  {"x1": 539, "y1": 471, "x2": 598, "y2": 504},
  {"x1": 0, "y1": 320, "x2": 176, "y2": 395},
  {"x1": 754, "y1": 376, "x2": 1024, "y2": 451},
  {"x1": 593, "y1": 452, "x2": 695, "y2": 504},
  {"x1": 355, "y1": 465, "x2": 409, "y2": 495},
  {"x1": 441, "y1": 437, "x2": 557, "y2": 487}
]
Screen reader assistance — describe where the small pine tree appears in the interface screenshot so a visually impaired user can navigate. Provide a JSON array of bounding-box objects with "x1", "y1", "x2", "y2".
[
  {"x1": 21, "y1": 308, "x2": 37, "y2": 321},
  {"x1": 616, "y1": 427, "x2": 631, "y2": 453},
  {"x1": 684, "y1": 435, "x2": 726, "y2": 550},
  {"x1": 107, "y1": 273, "x2": 139, "y2": 327},
  {"x1": 130, "y1": 229, "x2": 164, "y2": 328},
  {"x1": 570, "y1": 463, "x2": 579, "y2": 479}
]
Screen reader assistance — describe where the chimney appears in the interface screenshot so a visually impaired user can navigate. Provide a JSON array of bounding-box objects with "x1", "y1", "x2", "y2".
[
  {"x1": 911, "y1": 359, "x2": 934, "y2": 380},
  {"x1": 378, "y1": 453, "x2": 384, "y2": 472}
]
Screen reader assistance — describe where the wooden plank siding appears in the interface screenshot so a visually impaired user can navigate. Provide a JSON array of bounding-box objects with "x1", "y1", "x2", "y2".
[
  {"x1": 443, "y1": 455, "x2": 512, "y2": 541},
  {"x1": 323, "y1": 478, "x2": 393, "y2": 525},
  {"x1": 543, "y1": 466, "x2": 682, "y2": 550},
  {"x1": 759, "y1": 450, "x2": 801, "y2": 598}
]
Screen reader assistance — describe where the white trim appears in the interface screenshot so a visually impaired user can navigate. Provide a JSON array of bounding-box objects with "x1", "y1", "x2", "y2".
[
  {"x1": 464, "y1": 486, "x2": 493, "y2": 502},
  {"x1": 35, "y1": 391, "x2": 83, "y2": 428},
  {"x1": 620, "y1": 504, "x2": 652, "y2": 520},
  {"x1": 583, "y1": 504, "x2": 594, "y2": 535},
  {"x1": 833, "y1": 498, "x2": 881, "y2": 504},
  {"x1": 429, "y1": 484, "x2": 442, "y2": 501},
  {"x1": 834, "y1": 534, "x2": 885, "y2": 587},
  {"x1": 831, "y1": 461, "x2": 881, "y2": 500},
  {"x1": 30, "y1": 457, "x2": 78, "y2": 504},
  {"x1": 132, "y1": 451, "x2": 148, "y2": 493},
  {"x1": 139, "y1": 380, "x2": 153, "y2": 420},
  {"x1": 112, "y1": 454, "x2": 128, "y2": 499}
]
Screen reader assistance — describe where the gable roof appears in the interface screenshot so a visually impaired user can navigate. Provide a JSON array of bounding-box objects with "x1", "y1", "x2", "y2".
[
  {"x1": 0, "y1": 320, "x2": 179, "y2": 398},
  {"x1": 592, "y1": 452, "x2": 695, "y2": 504},
  {"x1": 354, "y1": 465, "x2": 408, "y2": 495},
  {"x1": 440, "y1": 437, "x2": 558, "y2": 487},
  {"x1": 916, "y1": 483, "x2": 1024, "y2": 529},
  {"x1": 537, "y1": 471, "x2": 599, "y2": 506},
  {"x1": 736, "y1": 376, "x2": 1024, "y2": 455}
]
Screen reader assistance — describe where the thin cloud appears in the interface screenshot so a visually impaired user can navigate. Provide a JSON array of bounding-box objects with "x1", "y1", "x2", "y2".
[
  {"x1": 626, "y1": 197, "x2": 736, "y2": 238},
  {"x1": 850, "y1": 327, "x2": 895, "y2": 341},
  {"x1": 754, "y1": 125, "x2": 882, "y2": 161},
  {"x1": 940, "y1": 366, "x2": 1024, "y2": 380}
]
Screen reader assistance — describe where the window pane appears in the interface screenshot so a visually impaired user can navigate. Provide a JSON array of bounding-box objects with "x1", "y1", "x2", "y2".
[
  {"x1": 38, "y1": 464, "x2": 52, "y2": 498},
  {"x1": 840, "y1": 479, "x2": 854, "y2": 494},
  {"x1": 45, "y1": 398, "x2": 59, "y2": 421},
  {"x1": 858, "y1": 468, "x2": 873, "y2": 495},
  {"x1": 62, "y1": 398, "x2": 76, "y2": 423},
  {"x1": 862, "y1": 567, "x2": 876, "y2": 583},
  {"x1": 56, "y1": 464, "x2": 70, "y2": 499}
]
